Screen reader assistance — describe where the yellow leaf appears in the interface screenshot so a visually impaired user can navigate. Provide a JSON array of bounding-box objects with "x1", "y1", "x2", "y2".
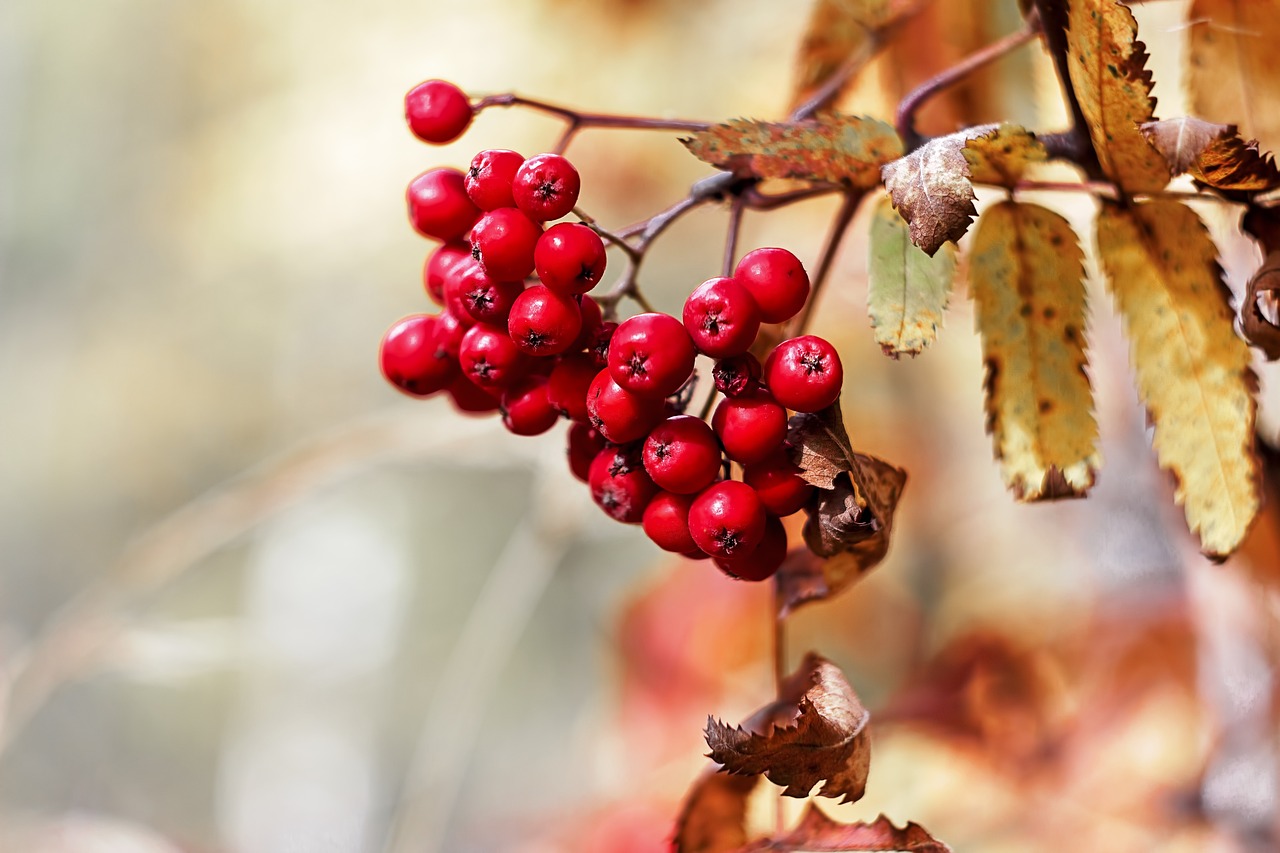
[
  {"x1": 1065, "y1": 0, "x2": 1170, "y2": 194},
  {"x1": 1188, "y1": 0, "x2": 1280, "y2": 158},
  {"x1": 969, "y1": 201, "x2": 1099, "y2": 500},
  {"x1": 1096, "y1": 200, "x2": 1260, "y2": 558},
  {"x1": 682, "y1": 115, "x2": 902, "y2": 188},
  {"x1": 963, "y1": 123, "x2": 1048, "y2": 188},
  {"x1": 867, "y1": 195, "x2": 957, "y2": 356},
  {"x1": 1139, "y1": 117, "x2": 1280, "y2": 192}
]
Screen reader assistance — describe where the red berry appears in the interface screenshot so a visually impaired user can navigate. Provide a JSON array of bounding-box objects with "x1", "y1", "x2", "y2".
[
  {"x1": 424, "y1": 242, "x2": 471, "y2": 306},
  {"x1": 607, "y1": 313, "x2": 696, "y2": 398},
  {"x1": 570, "y1": 295, "x2": 604, "y2": 353},
  {"x1": 547, "y1": 352, "x2": 598, "y2": 421},
  {"x1": 743, "y1": 452, "x2": 814, "y2": 516},
  {"x1": 714, "y1": 513, "x2": 787, "y2": 581},
  {"x1": 642, "y1": 491, "x2": 700, "y2": 553},
  {"x1": 508, "y1": 285, "x2": 582, "y2": 356},
  {"x1": 588, "y1": 445, "x2": 657, "y2": 524},
  {"x1": 682, "y1": 276, "x2": 761, "y2": 358},
  {"x1": 567, "y1": 422, "x2": 607, "y2": 482},
  {"x1": 763, "y1": 335, "x2": 843, "y2": 413},
  {"x1": 404, "y1": 79, "x2": 472, "y2": 144},
  {"x1": 688, "y1": 480, "x2": 766, "y2": 558},
  {"x1": 459, "y1": 324, "x2": 529, "y2": 389},
  {"x1": 734, "y1": 247, "x2": 810, "y2": 324},
  {"x1": 469, "y1": 208, "x2": 542, "y2": 281},
  {"x1": 379, "y1": 314, "x2": 459, "y2": 397},
  {"x1": 457, "y1": 263, "x2": 524, "y2": 326},
  {"x1": 447, "y1": 374, "x2": 501, "y2": 414},
  {"x1": 465, "y1": 149, "x2": 525, "y2": 211},
  {"x1": 586, "y1": 369, "x2": 665, "y2": 444},
  {"x1": 433, "y1": 310, "x2": 468, "y2": 359},
  {"x1": 535, "y1": 223, "x2": 607, "y2": 295},
  {"x1": 512, "y1": 153, "x2": 581, "y2": 222},
  {"x1": 588, "y1": 320, "x2": 617, "y2": 367},
  {"x1": 712, "y1": 390, "x2": 788, "y2": 464},
  {"x1": 642, "y1": 415, "x2": 722, "y2": 494},
  {"x1": 500, "y1": 376, "x2": 560, "y2": 436},
  {"x1": 407, "y1": 168, "x2": 480, "y2": 241},
  {"x1": 713, "y1": 353, "x2": 762, "y2": 398}
]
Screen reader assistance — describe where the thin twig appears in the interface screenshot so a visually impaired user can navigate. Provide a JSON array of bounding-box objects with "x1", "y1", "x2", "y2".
[
  {"x1": 1030, "y1": 0, "x2": 1102, "y2": 180},
  {"x1": 773, "y1": 583, "x2": 788, "y2": 835},
  {"x1": 723, "y1": 198, "x2": 744, "y2": 277},
  {"x1": 740, "y1": 183, "x2": 842, "y2": 212},
  {"x1": 472, "y1": 93, "x2": 711, "y2": 133},
  {"x1": 787, "y1": 191, "x2": 863, "y2": 338}
]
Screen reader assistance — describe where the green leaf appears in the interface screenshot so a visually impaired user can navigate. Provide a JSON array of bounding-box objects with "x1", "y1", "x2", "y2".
[{"x1": 867, "y1": 194, "x2": 957, "y2": 357}]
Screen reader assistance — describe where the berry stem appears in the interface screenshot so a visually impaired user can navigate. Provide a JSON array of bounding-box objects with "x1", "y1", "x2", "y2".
[
  {"x1": 787, "y1": 190, "x2": 863, "y2": 338},
  {"x1": 723, "y1": 198, "x2": 744, "y2": 277},
  {"x1": 473, "y1": 93, "x2": 710, "y2": 156}
]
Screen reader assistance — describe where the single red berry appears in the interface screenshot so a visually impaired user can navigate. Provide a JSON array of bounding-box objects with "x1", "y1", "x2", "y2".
[
  {"x1": 535, "y1": 223, "x2": 607, "y2": 295},
  {"x1": 567, "y1": 422, "x2": 607, "y2": 482},
  {"x1": 446, "y1": 374, "x2": 501, "y2": 415},
  {"x1": 379, "y1": 314, "x2": 459, "y2": 397},
  {"x1": 714, "y1": 513, "x2": 786, "y2": 581},
  {"x1": 464, "y1": 149, "x2": 525, "y2": 211},
  {"x1": 585, "y1": 369, "x2": 665, "y2": 444},
  {"x1": 588, "y1": 445, "x2": 657, "y2": 524},
  {"x1": 404, "y1": 79, "x2": 472, "y2": 144},
  {"x1": 440, "y1": 259, "x2": 478, "y2": 327},
  {"x1": 547, "y1": 352, "x2": 598, "y2": 421},
  {"x1": 607, "y1": 313, "x2": 696, "y2": 398},
  {"x1": 424, "y1": 242, "x2": 471, "y2": 306},
  {"x1": 459, "y1": 324, "x2": 529, "y2": 389},
  {"x1": 407, "y1": 168, "x2": 480, "y2": 241},
  {"x1": 743, "y1": 451, "x2": 814, "y2": 516},
  {"x1": 688, "y1": 480, "x2": 766, "y2": 558},
  {"x1": 588, "y1": 320, "x2": 617, "y2": 367},
  {"x1": 712, "y1": 390, "x2": 788, "y2": 464},
  {"x1": 456, "y1": 262, "x2": 524, "y2": 326},
  {"x1": 512, "y1": 153, "x2": 581, "y2": 222},
  {"x1": 734, "y1": 247, "x2": 810, "y2": 324},
  {"x1": 642, "y1": 491, "x2": 700, "y2": 553},
  {"x1": 713, "y1": 353, "x2": 762, "y2": 398},
  {"x1": 570, "y1": 295, "x2": 604, "y2": 353},
  {"x1": 763, "y1": 335, "x2": 843, "y2": 412},
  {"x1": 469, "y1": 207, "x2": 542, "y2": 281},
  {"x1": 508, "y1": 285, "x2": 582, "y2": 356},
  {"x1": 433, "y1": 310, "x2": 468, "y2": 359},
  {"x1": 500, "y1": 375, "x2": 560, "y2": 436},
  {"x1": 682, "y1": 276, "x2": 761, "y2": 358},
  {"x1": 642, "y1": 415, "x2": 722, "y2": 494}
]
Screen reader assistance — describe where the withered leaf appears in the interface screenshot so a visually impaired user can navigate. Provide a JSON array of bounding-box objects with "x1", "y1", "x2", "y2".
[
  {"x1": 738, "y1": 806, "x2": 952, "y2": 852},
  {"x1": 790, "y1": 0, "x2": 890, "y2": 113},
  {"x1": 867, "y1": 193, "x2": 957, "y2": 357},
  {"x1": 786, "y1": 404, "x2": 857, "y2": 491},
  {"x1": 1188, "y1": 0, "x2": 1280, "y2": 158},
  {"x1": 705, "y1": 653, "x2": 870, "y2": 803},
  {"x1": 1096, "y1": 199, "x2": 1260, "y2": 559},
  {"x1": 673, "y1": 766, "x2": 758, "y2": 853},
  {"x1": 1065, "y1": 0, "x2": 1170, "y2": 194},
  {"x1": 1139, "y1": 117, "x2": 1280, "y2": 192},
  {"x1": 1241, "y1": 250, "x2": 1280, "y2": 360},
  {"x1": 962, "y1": 123, "x2": 1048, "y2": 188},
  {"x1": 881, "y1": 125, "x2": 993, "y2": 255},
  {"x1": 683, "y1": 115, "x2": 902, "y2": 189}
]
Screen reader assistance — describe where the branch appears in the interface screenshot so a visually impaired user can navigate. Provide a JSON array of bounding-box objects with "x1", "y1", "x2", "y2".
[
  {"x1": 1029, "y1": 0, "x2": 1103, "y2": 179},
  {"x1": 471, "y1": 93, "x2": 712, "y2": 155}
]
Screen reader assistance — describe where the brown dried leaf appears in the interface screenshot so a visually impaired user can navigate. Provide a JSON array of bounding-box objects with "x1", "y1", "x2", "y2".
[
  {"x1": 881, "y1": 126, "x2": 992, "y2": 255},
  {"x1": 786, "y1": 405, "x2": 858, "y2": 491},
  {"x1": 674, "y1": 767, "x2": 758, "y2": 853},
  {"x1": 1241, "y1": 251, "x2": 1280, "y2": 360},
  {"x1": 705, "y1": 653, "x2": 870, "y2": 803},
  {"x1": 1139, "y1": 117, "x2": 1280, "y2": 191},
  {"x1": 962, "y1": 123, "x2": 1048, "y2": 188},
  {"x1": 739, "y1": 806, "x2": 952, "y2": 852},
  {"x1": 683, "y1": 115, "x2": 902, "y2": 189},
  {"x1": 1065, "y1": 0, "x2": 1170, "y2": 194},
  {"x1": 1188, "y1": 0, "x2": 1280, "y2": 158}
]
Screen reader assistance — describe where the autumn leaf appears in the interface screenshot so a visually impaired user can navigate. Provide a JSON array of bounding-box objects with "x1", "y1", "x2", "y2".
[
  {"x1": 968, "y1": 201, "x2": 1099, "y2": 500},
  {"x1": 705, "y1": 653, "x2": 870, "y2": 803},
  {"x1": 738, "y1": 806, "x2": 952, "y2": 852},
  {"x1": 962, "y1": 123, "x2": 1048, "y2": 187},
  {"x1": 867, "y1": 194, "x2": 957, "y2": 357},
  {"x1": 673, "y1": 767, "x2": 758, "y2": 853},
  {"x1": 1241, "y1": 251, "x2": 1280, "y2": 360},
  {"x1": 881, "y1": 125, "x2": 992, "y2": 255},
  {"x1": 1188, "y1": 0, "x2": 1280, "y2": 158},
  {"x1": 1065, "y1": 0, "x2": 1170, "y2": 194},
  {"x1": 1096, "y1": 200, "x2": 1260, "y2": 559},
  {"x1": 790, "y1": 0, "x2": 891, "y2": 112},
  {"x1": 1139, "y1": 117, "x2": 1280, "y2": 191},
  {"x1": 786, "y1": 404, "x2": 859, "y2": 491},
  {"x1": 683, "y1": 115, "x2": 902, "y2": 188}
]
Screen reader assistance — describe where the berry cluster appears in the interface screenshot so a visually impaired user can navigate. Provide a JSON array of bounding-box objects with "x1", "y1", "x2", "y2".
[{"x1": 381, "y1": 79, "x2": 847, "y2": 582}]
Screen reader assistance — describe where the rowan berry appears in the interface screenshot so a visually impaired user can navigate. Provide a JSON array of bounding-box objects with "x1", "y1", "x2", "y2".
[
  {"x1": 763, "y1": 335, "x2": 843, "y2": 412},
  {"x1": 743, "y1": 452, "x2": 814, "y2": 517},
  {"x1": 464, "y1": 148, "x2": 525, "y2": 211},
  {"x1": 508, "y1": 285, "x2": 582, "y2": 356},
  {"x1": 404, "y1": 79, "x2": 472, "y2": 144},
  {"x1": 712, "y1": 353, "x2": 762, "y2": 398},
  {"x1": 566, "y1": 422, "x2": 607, "y2": 482},
  {"x1": 682, "y1": 276, "x2": 761, "y2": 358},
  {"x1": 535, "y1": 223, "x2": 607, "y2": 295},
  {"x1": 500, "y1": 375, "x2": 560, "y2": 436},
  {"x1": 734, "y1": 247, "x2": 810, "y2": 324},
  {"x1": 407, "y1": 168, "x2": 480, "y2": 241},
  {"x1": 585, "y1": 369, "x2": 665, "y2": 444},
  {"x1": 546, "y1": 352, "x2": 598, "y2": 421},
  {"x1": 458, "y1": 324, "x2": 529, "y2": 389},
  {"x1": 642, "y1": 415, "x2": 722, "y2": 494},
  {"x1": 711, "y1": 390, "x2": 788, "y2": 464},
  {"x1": 607, "y1": 312, "x2": 696, "y2": 398},
  {"x1": 688, "y1": 480, "x2": 766, "y2": 558},
  {"x1": 424, "y1": 242, "x2": 470, "y2": 306},
  {"x1": 446, "y1": 374, "x2": 501, "y2": 415},
  {"x1": 713, "y1": 513, "x2": 787, "y2": 581},
  {"x1": 512, "y1": 153, "x2": 581, "y2": 222},
  {"x1": 642, "y1": 491, "x2": 700, "y2": 553},
  {"x1": 588, "y1": 445, "x2": 657, "y2": 524},
  {"x1": 457, "y1": 263, "x2": 524, "y2": 326},
  {"x1": 379, "y1": 314, "x2": 459, "y2": 397},
  {"x1": 469, "y1": 207, "x2": 542, "y2": 281}
]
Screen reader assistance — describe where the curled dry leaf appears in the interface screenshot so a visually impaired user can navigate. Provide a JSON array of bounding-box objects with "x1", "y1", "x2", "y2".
[
  {"x1": 1241, "y1": 251, "x2": 1280, "y2": 360},
  {"x1": 1065, "y1": 0, "x2": 1169, "y2": 194},
  {"x1": 867, "y1": 193, "x2": 957, "y2": 357},
  {"x1": 682, "y1": 115, "x2": 902, "y2": 189},
  {"x1": 880, "y1": 125, "x2": 994, "y2": 255},
  {"x1": 673, "y1": 766, "x2": 758, "y2": 853},
  {"x1": 1139, "y1": 117, "x2": 1280, "y2": 192},
  {"x1": 705, "y1": 653, "x2": 870, "y2": 803},
  {"x1": 1188, "y1": 0, "x2": 1280, "y2": 158},
  {"x1": 738, "y1": 806, "x2": 952, "y2": 852},
  {"x1": 1096, "y1": 199, "x2": 1260, "y2": 559},
  {"x1": 962, "y1": 123, "x2": 1048, "y2": 188},
  {"x1": 968, "y1": 201, "x2": 1099, "y2": 500}
]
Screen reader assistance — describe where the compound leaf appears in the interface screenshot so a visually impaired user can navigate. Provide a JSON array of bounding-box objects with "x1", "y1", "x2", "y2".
[
  {"x1": 1096, "y1": 200, "x2": 1260, "y2": 559},
  {"x1": 867, "y1": 194, "x2": 957, "y2": 357},
  {"x1": 1188, "y1": 0, "x2": 1280, "y2": 158},
  {"x1": 969, "y1": 201, "x2": 1099, "y2": 500}
]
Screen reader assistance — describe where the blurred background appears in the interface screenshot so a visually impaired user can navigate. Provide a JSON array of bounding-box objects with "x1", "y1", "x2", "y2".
[{"x1": 1, "y1": 0, "x2": 1278, "y2": 850}]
